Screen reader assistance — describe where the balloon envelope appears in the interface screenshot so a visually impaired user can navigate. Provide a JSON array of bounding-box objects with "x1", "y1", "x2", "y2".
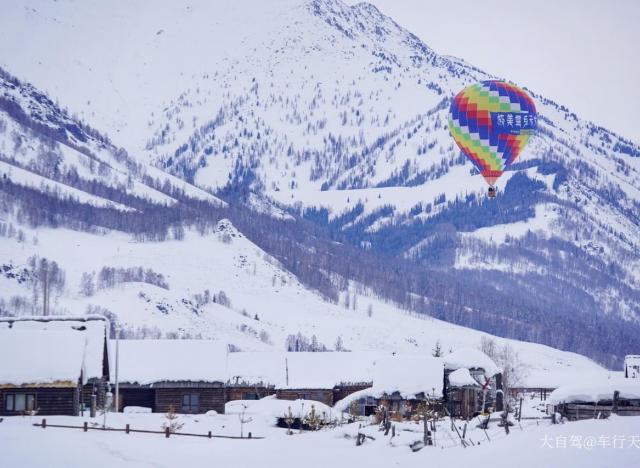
[{"x1": 448, "y1": 80, "x2": 537, "y2": 186}]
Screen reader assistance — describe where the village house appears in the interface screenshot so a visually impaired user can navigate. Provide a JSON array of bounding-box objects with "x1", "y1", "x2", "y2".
[
  {"x1": 111, "y1": 339, "x2": 227, "y2": 414},
  {"x1": 0, "y1": 316, "x2": 110, "y2": 416},
  {"x1": 443, "y1": 347, "x2": 502, "y2": 419}
]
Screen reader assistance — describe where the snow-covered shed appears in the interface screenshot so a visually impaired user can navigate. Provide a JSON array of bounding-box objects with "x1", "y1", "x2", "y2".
[
  {"x1": 110, "y1": 339, "x2": 228, "y2": 414},
  {"x1": 0, "y1": 315, "x2": 110, "y2": 416},
  {"x1": 624, "y1": 355, "x2": 640, "y2": 379},
  {"x1": 443, "y1": 347, "x2": 502, "y2": 418},
  {"x1": 447, "y1": 368, "x2": 482, "y2": 389},
  {"x1": 549, "y1": 379, "x2": 640, "y2": 420}
]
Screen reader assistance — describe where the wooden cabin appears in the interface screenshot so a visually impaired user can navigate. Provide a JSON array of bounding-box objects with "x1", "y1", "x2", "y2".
[
  {"x1": 443, "y1": 348, "x2": 502, "y2": 419},
  {"x1": 112, "y1": 339, "x2": 226, "y2": 414},
  {"x1": 0, "y1": 316, "x2": 111, "y2": 416}
]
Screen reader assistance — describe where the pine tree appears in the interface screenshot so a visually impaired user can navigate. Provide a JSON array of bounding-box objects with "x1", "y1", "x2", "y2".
[
  {"x1": 161, "y1": 405, "x2": 184, "y2": 434},
  {"x1": 432, "y1": 340, "x2": 442, "y2": 357}
]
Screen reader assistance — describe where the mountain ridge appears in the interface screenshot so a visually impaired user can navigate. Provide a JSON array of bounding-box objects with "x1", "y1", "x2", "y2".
[{"x1": 0, "y1": 0, "x2": 639, "y2": 367}]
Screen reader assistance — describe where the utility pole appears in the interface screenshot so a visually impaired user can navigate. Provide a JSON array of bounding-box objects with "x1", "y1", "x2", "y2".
[
  {"x1": 42, "y1": 261, "x2": 48, "y2": 316},
  {"x1": 114, "y1": 325, "x2": 120, "y2": 413}
]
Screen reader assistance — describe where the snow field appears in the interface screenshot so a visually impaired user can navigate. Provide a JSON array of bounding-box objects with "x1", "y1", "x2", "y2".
[{"x1": 1, "y1": 402, "x2": 639, "y2": 468}]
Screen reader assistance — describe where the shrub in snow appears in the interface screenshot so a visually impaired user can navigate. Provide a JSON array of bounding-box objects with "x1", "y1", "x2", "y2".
[
  {"x1": 161, "y1": 406, "x2": 184, "y2": 434},
  {"x1": 302, "y1": 404, "x2": 323, "y2": 431}
]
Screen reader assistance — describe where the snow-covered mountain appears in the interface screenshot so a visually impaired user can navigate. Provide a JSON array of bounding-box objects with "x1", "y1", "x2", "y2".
[{"x1": 1, "y1": 0, "x2": 639, "y2": 368}]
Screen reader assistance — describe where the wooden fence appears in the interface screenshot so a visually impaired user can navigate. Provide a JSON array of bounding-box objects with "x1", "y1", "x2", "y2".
[{"x1": 33, "y1": 419, "x2": 264, "y2": 440}]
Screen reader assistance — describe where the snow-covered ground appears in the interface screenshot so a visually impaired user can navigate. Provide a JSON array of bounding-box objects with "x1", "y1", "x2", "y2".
[{"x1": 1, "y1": 406, "x2": 638, "y2": 468}]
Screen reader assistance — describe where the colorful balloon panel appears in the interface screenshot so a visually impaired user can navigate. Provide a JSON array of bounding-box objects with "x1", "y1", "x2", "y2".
[{"x1": 448, "y1": 80, "x2": 537, "y2": 186}]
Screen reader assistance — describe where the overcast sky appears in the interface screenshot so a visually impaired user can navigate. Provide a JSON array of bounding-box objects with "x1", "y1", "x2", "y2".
[{"x1": 346, "y1": 0, "x2": 640, "y2": 144}]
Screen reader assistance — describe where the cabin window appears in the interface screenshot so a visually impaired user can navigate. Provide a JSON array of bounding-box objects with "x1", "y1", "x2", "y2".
[
  {"x1": 309, "y1": 391, "x2": 326, "y2": 402},
  {"x1": 243, "y1": 392, "x2": 260, "y2": 400},
  {"x1": 357, "y1": 397, "x2": 376, "y2": 416},
  {"x1": 181, "y1": 394, "x2": 199, "y2": 413},
  {"x1": 5, "y1": 393, "x2": 36, "y2": 412}
]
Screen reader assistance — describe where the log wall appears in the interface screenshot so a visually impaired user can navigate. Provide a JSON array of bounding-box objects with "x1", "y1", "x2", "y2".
[
  {"x1": 276, "y1": 389, "x2": 334, "y2": 406},
  {"x1": 155, "y1": 387, "x2": 226, "y2": 414},
  {"x1": 0, "y1": 387, "x2": 79, "y2": 416}
]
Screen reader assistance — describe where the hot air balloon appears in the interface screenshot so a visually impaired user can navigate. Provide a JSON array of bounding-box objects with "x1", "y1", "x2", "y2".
[{"x1": 448, "y1": 80, "x2": 537, "y2": 198}]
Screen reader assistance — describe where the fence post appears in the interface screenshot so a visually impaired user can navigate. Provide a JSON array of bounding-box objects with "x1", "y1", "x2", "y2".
[
  {"x1": 208, "y1": 431, "x2": 212, "y2": 439},
  {"x1": 126, "y1": 424, "x2": 130, "y2": 434},
  {"x1": 248, "y1": 432, "x2": 252, "y2": 439},
  {"x1": 83, "y1": 421, "x2": 88, "y2": 432},
  {"x1": 165, "y1": 427, "x2": 170, "y2": 438},
  {"x1": 518, "y1": 398, "x2": 523, "y2": 422},
  {"x1": 41, "y1": 418, "x2": 46, "y2": 429}
]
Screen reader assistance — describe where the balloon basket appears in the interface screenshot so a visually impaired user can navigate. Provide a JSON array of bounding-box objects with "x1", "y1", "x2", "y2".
[{"x1": 487, "y1": 186, "x2": 497, "y2": 198}]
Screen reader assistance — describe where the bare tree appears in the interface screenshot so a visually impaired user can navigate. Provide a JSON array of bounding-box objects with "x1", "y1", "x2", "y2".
[
  {"x1": 29, "y1": 256, "x2": 65, "y2": 316},
  {"x1": 79, "y1": 272, "x2": 95, "y2": 297},
  {"x1": 479, "y1": 337, "x2": 528, "y2": 407}
]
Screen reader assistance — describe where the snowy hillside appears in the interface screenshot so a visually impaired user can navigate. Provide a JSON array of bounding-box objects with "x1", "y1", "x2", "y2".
[
  {"x1": 0, "y1": 0, "x2": 639, "y2": 368},
  {"x1": 0, "y1": 210, "x2": 610, "y2": 385},
  {"x1": 0, "y1": 67, "x2": 224, "y2": 211}
]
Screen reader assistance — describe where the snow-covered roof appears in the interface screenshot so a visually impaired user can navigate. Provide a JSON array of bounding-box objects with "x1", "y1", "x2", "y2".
[
  {"x1": 448, "y1": 368, "x2": 481, "y2": 388},
  {"x1": 369, "y1": 355, "x2": 443, "y2": 397},
  {"x1": 549, "y1": 379, "x2": 640, "y2": 404},
  {"x1": 444, "y1": 347, "x2": 500, "y2": 377},
  {"x1": 0, "y1": 315, "x2": 108, "y2": 382},
  {"x1": 227, "y1": 351, "x2": 375, "y2": 389},
  {"x1": 333, "y1": 355, "x2": 444, "y2": 411},
  {"x1": 0, "y1": 330, "x2": 87, "y2": 387},
  {"x1": 227, "y1": 396, "x2": 333, "y2": 420},
  {"x1": 110, "y1": 343, "x2": 447, "y2": 394},
  {"x1": 111, "y1": 339, "x2": 228, "y2": 385}
]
